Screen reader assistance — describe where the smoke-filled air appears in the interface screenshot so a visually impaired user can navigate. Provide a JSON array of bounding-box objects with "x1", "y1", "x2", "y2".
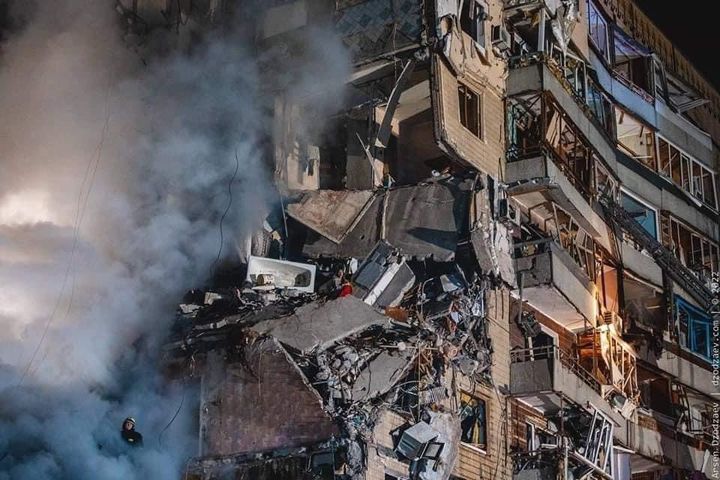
[{"x1": 0, "y1": 1, "x2": 349, "y2": 478}]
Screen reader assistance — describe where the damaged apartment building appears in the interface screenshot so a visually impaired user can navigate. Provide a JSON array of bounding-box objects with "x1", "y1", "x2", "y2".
[{"x1": 118, "y1": 0, "x2": 719, "y2": 479}]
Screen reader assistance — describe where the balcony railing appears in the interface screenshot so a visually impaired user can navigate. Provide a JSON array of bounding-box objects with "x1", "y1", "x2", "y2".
[
  {"x1": 508, "y1": 50, "x2": 615, "y2": 140},
  {"x1": 507, "y1": 93, "x2": 596, "y2": 202},
  {"x1": 511, "y1": 345, "x2": 602, "y2": 394}
]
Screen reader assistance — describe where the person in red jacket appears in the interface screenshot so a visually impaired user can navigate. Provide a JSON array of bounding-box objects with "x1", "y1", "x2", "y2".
[{"x1": 338, "y1": 279, "x2": 353, "y2": 297}]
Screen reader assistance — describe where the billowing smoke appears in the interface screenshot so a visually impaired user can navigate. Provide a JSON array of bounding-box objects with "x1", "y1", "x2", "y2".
[{"x1": 0, "y1": 1, "x2": 349, "y2": 478}]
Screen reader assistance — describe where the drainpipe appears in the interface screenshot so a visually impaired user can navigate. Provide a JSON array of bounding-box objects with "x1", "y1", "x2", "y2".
[{"x1": 538, "y1": 9, "x2": 546, "y2": 54}]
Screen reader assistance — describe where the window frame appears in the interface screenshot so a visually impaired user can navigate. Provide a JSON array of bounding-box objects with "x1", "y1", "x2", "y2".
[
  {"x1": 675, "y1": 296, "x2": 713, "y2": 362},
  {"x1": 665, "y1": 215, "x2": 720, "y2": 285},
  {"x1": 656, "y1": 134, "x2": 718, "y2": 210},
  {"x1": 460, "y1": 0, "x2": 488, "y2": 54},
  {"x1": 587, "y1": 0, "x2": 610, "y2": 62},
  {"x1": 526, "y1": 421, "x2": 558, "y2": 452},
  {"x1": 457, "y1": 82, "x2": 483, "y2": 139},
  {"x1": 614, "y1": 106, "x2": 655, "y2": 169},
  {"x1": 459, "y1": 391, "x2": 488, "y2": 452},
  {"x1": 619, "y1": 189, "x2": 660, "y2": 241}
]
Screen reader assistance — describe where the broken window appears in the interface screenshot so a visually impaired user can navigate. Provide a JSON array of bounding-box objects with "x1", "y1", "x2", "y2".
[
  {"x1": 638, "y1": 374, "x2": 675, "y2": 418},
  {"x1": 595, "y1": 161, "x2": 619, "y2": 200},
  {"x1": 460, "y1": 0, "x2": 488, "y2": 53},
  {"x1": 549, "y1": 45, "x2": 588, "y2": 100},
  {"x1": 620, "y1": 191, "x2": 657, "y2": 240},
  {"x1": 506, "y1": 94, "x2": 543, "y2": 159},
  {"x1": 459, "y1": 392, "x2": 487, "y2": 449},
  {"x1": 657, "y1": 135, "x2": 718, "y2": 209},
  {"x1": 548, "y1": 204, "x2": 596, "y2": 280},
  {"x1": 622, "y1": 273, "x2": 665, "y2": 336},
  {"x1": 526, "y1": 422, "x2": 557, "y2": 452},
  {"x1": 544, "y1": 97, "x2": 594, "y2": 198},
  {"x1": 587, "y1": 0, "x2": 610, "y2": 62},
  {"x1": 613, "y1": 28, "x2": 653, "y2": 99},
  {"x1": 578, "y1": 325, "x2": 639, "y2": 403},
  {"x1": 676, "y1": 296, "x2": 712, "y2": 361},
  {"x1": 458, "y1": 83, "x2": 482, "y2": 138},
  {"x1": 587, "y1": 77, "x2": 614, "y2": 136},
  {"x1": 614, "y1": 107, "x2": 655, "y2": 170},
  {"x1": 663, "y1": 214, "x2": 719, "y2": 286}
]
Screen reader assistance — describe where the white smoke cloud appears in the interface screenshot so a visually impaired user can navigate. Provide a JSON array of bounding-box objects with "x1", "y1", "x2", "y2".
[{"x1": 0, "y1": 1, "x2": 350, "y2": 478}]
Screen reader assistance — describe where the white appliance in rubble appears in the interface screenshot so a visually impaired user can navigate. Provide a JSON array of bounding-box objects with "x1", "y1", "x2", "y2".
[{"x1": 245, "y1": 256, "x2": 316, "y2": 293}]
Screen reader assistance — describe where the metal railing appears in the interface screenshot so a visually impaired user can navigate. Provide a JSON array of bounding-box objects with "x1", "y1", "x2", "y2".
[
  {"x1": 508, "y1": 51, "x2": 615, "y2": 140},
  {"x1": 511, "y1": 345, "x2": 602, "y2": 394}
]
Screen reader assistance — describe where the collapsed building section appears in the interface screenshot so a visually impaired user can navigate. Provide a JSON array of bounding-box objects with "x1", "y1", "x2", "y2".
[{"x1": 171, "y1": 240, "x2": 509, "y2": 479}]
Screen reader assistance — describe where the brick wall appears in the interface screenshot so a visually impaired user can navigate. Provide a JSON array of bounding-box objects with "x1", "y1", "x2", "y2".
[
  {"x1": 452, "y1": 288, "x2": 512, "y2": 480},
  {"x1": 364, "y1": 409, "x2": 411, "y2": 480},
  {"x1": 433, "y1": 55, "x2": 505, "y2": 179}
]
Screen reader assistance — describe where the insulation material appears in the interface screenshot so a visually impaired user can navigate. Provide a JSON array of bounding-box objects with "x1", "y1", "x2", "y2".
[{"x1": 550, "y1": 1, "x2": 577, "y2": 54}]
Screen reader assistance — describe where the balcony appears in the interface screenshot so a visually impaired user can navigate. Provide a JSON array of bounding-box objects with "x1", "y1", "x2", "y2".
[
  {"x1": 510, "y1": 345, "x2": 627, "y2": 428},
  {"x1": 506, "y1": 155, "x2": 614, "y2": 253},
  {"x1": 507, "y1": 55, "x2": 617, "y2": 166},
  {"x1": 514, "y1": 240, "x2": 596, "y2": 330},
  {"x1": 503, "y1": 0, "x2": 564, "y2": 15},
  {"x1": 506, "y1": 93, "x2": 615, "y2": 252},
  {"x1": 624, "y1": 412, "x2": 713, "y2": 476}
]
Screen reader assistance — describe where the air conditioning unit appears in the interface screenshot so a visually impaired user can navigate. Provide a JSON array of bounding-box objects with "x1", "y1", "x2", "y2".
[
  {"x1": 396, "y1": 422, "x2": 443, "y2": 460},
  {"x1": 491, "y1": 25, "x2": 511, "y2": 53}
]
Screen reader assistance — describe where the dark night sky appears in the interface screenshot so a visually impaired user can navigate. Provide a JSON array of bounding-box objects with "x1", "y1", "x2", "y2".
[{"x1": 635, "y1": 0, "x2": 719, "y2": 91}]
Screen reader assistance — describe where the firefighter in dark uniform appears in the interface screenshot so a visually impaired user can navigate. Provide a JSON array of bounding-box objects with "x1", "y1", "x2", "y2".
[{"x1": 121, "y1": 417, "x2": 143, "y2": 447}]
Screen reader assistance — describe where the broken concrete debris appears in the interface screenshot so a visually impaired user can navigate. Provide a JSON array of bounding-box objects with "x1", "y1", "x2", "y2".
[{"x1": 168, "y1": 223, "x2": 498, "y2": 479}]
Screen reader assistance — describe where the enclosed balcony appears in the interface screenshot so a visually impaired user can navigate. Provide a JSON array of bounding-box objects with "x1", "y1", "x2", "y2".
[
  {"x1": 507, "y1": 55, "x2": 617, "y2": 164},
  {"x1": 513, "y1": 232, "x2": 596, "y2": 330},
  {"x1": 506, "y1": 93, "x2": 615, "y2": 252},
  {"x1": 624, "y1": 412, "x2": 714, "y2": 477},
  {"x1": 510, "y1": 345, "x2": 627, "y2": 428}
]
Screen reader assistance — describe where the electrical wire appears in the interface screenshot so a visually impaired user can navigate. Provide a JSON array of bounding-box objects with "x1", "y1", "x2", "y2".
[
  {"x1": 18, "y1": 82, "x2": 112, "y2": 386},
  {"x1": 158, "y1": 386, "x2": 186, "y2": 447},
  {"x1": 209, "y1": 147, "x2": 240, "y2": 276}
]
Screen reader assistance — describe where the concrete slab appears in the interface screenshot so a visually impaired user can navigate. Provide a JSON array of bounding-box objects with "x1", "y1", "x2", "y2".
[{"x1": 251, "y1": 296, "x2": 390, "y2": 354}]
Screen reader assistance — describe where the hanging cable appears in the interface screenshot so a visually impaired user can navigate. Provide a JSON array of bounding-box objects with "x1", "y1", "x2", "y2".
[
  {"x1": 209, "y1": 147, "x2": 240, "y2": 276},
  {"x1": 18, "y1": 81, "x2": 112, "y2": 386},
  {"x1": 158, "y1": 385, "x2": 186, "y2": 447}
]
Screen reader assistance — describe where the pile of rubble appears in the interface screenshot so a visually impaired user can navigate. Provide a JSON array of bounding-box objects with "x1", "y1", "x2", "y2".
[{"x1": 166, "y1": 178, "x2": 503, "y2": 478}]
